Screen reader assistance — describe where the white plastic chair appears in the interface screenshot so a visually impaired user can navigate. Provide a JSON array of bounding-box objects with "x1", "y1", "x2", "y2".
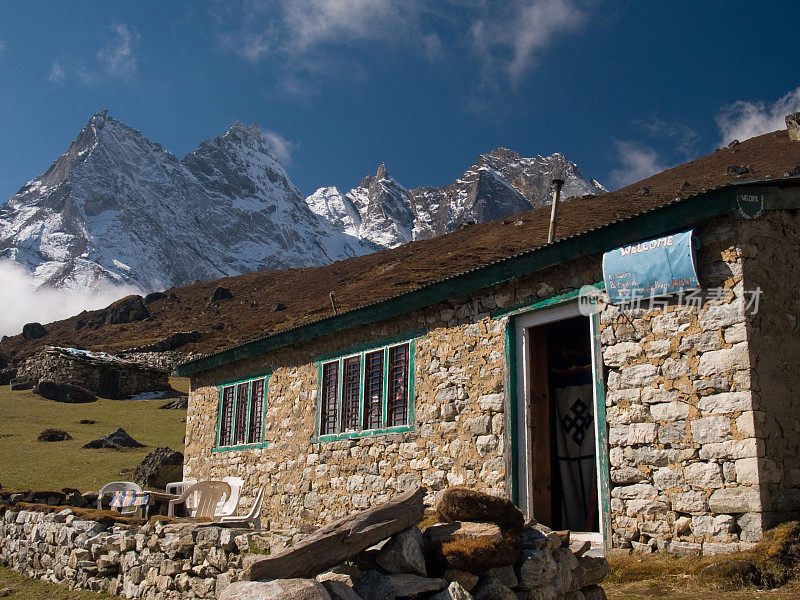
[
  {"x1": 98, "y1": 481, "x2": 142, "y2": 516},
  {"x1": 215, "y1": 476, "x2": 244, "y2": 518},
  {"x1": 217, "y1": 487, "x2": 265, "y2": 529},
  {"x1": 168, "y1": 481, "x2": 231, "y2": 519}
]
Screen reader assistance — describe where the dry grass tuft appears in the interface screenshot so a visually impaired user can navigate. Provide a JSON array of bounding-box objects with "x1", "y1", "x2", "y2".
[{"x1": 439, "y1": 534, "x2": 522, "y2": 573}]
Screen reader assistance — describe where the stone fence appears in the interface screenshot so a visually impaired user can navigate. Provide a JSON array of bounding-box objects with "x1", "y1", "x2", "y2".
[{"x1": 0, "y1": 508, "x2": 261, "y2": 599}]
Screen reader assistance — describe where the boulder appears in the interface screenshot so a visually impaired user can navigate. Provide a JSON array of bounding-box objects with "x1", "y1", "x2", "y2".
[
  {"x1": 322, "y1": 580, "x2": 363, "y2": 600},
  {"x1": 353, "y1": 570, "x2": 394, "y2": 600},
  {"x1": 220, "y1": 580, "x2": 333, "y2": 600},
  {"x1": 430, "y1": 581, "x2": 473, "y2": 600},
  {"x1": 103, "y1": 295, "x2": 150, "y2": 325},
  {"x1": 471, "y1": 576, "x2": 516, "y2": 600},
  {"x1": 577, "y1": 556, "x2": 610, "y2": 587},
  {"x1": 38, "y1": 429, "x2": 73, "y2": 442},
  {"x1": 437, "y1": 487, "x2": 524, "y2": 532},
  {"x1": 160, "y1": 396, "x2": 188, "y2": 410},
  {"x1": 84, "y1": 428, "x2": 144, "y2": 449},
  {"x1": 34, "y1": 380, "x2": 96, "y2": 403},
  {"x1": 10, "y1": 378, "x2": 34, "y2": 391},
  {"x1": 386, "y1": 574, "x2": 445, "y2": 597},
  {"x1": 442, "y1": 570, "x2": 478, "y2": 591},
  {"x1": 133, "y1": 447, "x2": 184, "y2": 488},
  {"x1": 517, "y1": 550, "x2": 558, "y2": 589},
  {"x1": 376, "y1": 527, "x2": 426, "y2": 576},
  {"x1": 144, "y1": 291, "x2": 167, "y2": 304},
  {"x1": 22, "y1": 322, "x2": 48, "y2": 339},
  {"x1": 207, "y1": 286, "x2": 234, "y2": 307},
  {"x1": 137, "y1": 331, "x2": 200, "y2": 352}
]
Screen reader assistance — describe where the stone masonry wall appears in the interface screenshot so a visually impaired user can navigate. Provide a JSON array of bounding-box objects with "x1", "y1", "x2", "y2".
[
  {"x1": 0, "y1": 508, "x2": 257, "y2": 599},
  {"x1": 601, "y1": 217, "x2": 762, "y2": 555},
  {"x1": 20, "y1": 349, "x2": 170, "y2": 399},
  {"x1": 740, "y1": 209, "x2": 800, "y2": 528},
  {"x1": 185, "y1": 213, "x2": 784, "y2": 553},
  {"x1": 185, "y1": 253, "x2": 603, "y2": 541}
]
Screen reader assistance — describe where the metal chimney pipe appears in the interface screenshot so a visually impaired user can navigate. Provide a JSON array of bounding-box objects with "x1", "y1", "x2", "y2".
[{"x1": 548, "y1": 178, "x2": 565, "y2": 244}]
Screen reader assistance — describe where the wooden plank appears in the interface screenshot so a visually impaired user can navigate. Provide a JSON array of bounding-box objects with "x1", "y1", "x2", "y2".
[
  {"x1": 242, "y1": 486, "x2": 427, "y2": 581},
  {"x1": 528, "y1": 326, "x2": 552, "y2": 527}
]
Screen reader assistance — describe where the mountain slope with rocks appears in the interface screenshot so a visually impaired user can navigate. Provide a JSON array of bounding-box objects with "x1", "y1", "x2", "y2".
[
  {"x1": 306, "y1": 148, "x2": 606, "y2": 248},
  {"x1": 0, "y1": 111, "x2": 375, "y2": 294}
]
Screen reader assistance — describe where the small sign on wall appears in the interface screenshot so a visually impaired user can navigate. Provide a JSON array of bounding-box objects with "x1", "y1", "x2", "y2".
[{"x1": 602, "y1": 230, "x2": 699, "y2": 304}]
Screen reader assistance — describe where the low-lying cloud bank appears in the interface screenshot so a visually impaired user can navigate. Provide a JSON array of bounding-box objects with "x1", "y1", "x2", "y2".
[{"x1": 0, "y1": 261, "x2": 140, "y2": 338}]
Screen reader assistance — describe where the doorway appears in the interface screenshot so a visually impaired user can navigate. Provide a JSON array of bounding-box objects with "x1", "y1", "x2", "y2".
[{"x1": 514, "y1": 301, "x2": 608, "y2": 541}]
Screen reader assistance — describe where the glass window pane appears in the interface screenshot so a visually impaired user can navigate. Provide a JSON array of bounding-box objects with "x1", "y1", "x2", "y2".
[
  {"x1": 247, "y1": 378, "x2": 266, "y2": 443},
  {"x1": 363, "y1": 350, "x2": 384, "y2": 429},
  {"x1": 387, "y1": 344, "x2": 410, "y2": 426},
  {"x1": 233, "y1": 382, "x2": 250, "y2": 445},
  {"x1": 341, "y1": 356, "x2": 361, "y2": 432},
  {"x1": 321, "y1": 362, "x2": 339, "y2": 435},
  {"x1": 219, "y1": 386, "x2": 235, "y2": 446}
]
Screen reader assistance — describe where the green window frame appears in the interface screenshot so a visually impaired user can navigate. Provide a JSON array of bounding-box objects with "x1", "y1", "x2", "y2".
[
  {"x1": 315, "y1": 339, "x2": 416, "y2": 442},
  {"x1": 214, "y1": 373, "x2": 270, "y2": 452}
]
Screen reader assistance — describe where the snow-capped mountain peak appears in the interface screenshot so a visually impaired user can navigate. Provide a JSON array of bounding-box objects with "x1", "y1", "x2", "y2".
[{"x1": 0, "y1": 112, "x2": 374, "y2": 295}]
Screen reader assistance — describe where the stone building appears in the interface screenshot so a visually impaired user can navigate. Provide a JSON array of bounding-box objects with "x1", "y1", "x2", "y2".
[
  {"x1": 22, "y1": 346, "x2": 170, "y2": 399},
  {"x1": 178, "y1": 125, "x2": 800, "y2": 555}
]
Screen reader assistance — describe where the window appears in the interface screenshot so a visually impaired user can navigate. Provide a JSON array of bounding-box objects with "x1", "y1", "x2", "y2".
[
  {"x1": 216, "y1": 375, "x2": 269, "y2": 449},
  {"x1": 318, "y1": 341, "x2": 414, "y2": 439}
]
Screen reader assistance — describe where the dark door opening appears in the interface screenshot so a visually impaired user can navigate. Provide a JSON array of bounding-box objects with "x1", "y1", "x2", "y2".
[
  {"x1": 99, "y1": 369, "x2": 122, "y2": 399},
  {"x1": 528, "y1": 315, "x2": 599, "y2": 532}
]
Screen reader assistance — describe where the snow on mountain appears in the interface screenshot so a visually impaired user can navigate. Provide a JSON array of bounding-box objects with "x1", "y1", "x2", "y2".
[
  {"x1": 0, "y1": 112, "x2": 375, "y2": 295},
  {"x1": 306, "y1": 148, "x2": 606, "y2": 248}
]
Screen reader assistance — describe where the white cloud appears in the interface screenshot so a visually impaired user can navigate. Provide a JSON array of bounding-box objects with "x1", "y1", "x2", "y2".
[
  {"x1": 717, "y1": 86, "x2": 800, "y2": 145},
  {"x1": 97, "y1": 24, "x2": 139, "y2": 78},
  {"x1": 262, "y1": 129, "x2": 298, "y2": 165},
  {"x1": 47, "y1": 23, "x2": 140, "y2": 85},
  {"x1": 607, "y1": 141, "x2": 671, "y2": 190},
  {"x1": 0, "y1": 261, "x2": 139, "y2": 338},
  {"x1": 48, "y1": 61, "x2": 66, "y2": 84},
  {"x1": 471, "y1": 0, "x2": 588, "y2": 85},
  {"x1": 636, "y1": 118, "x2": 699, "y2": 159}
]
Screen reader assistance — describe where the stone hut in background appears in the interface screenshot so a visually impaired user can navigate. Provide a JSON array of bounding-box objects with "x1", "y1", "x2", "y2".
[
  {"x1": 21, "y1": 346, "x2": 169, "y2": 399},
  {"x1": 177, "y1": 123, "x2": 800, "y2": 555}
]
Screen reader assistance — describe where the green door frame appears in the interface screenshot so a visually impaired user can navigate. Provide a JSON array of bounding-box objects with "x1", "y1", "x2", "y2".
[{"x1": 500, "y1": 285, "x2": 611, "y2": 547}]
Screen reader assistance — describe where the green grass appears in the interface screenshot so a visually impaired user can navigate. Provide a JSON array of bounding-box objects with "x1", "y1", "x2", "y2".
[
  {"x1": 0, "y1": 566, "x2": 117, "y2": 600},
  {"x1": 0, "y1": 378, "x2": 188, "y2": 492}
]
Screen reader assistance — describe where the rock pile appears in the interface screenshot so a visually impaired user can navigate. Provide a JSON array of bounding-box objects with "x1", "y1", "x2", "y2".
[{"x1": 227, "y1": 487, "x2": 609, "y2": 600}]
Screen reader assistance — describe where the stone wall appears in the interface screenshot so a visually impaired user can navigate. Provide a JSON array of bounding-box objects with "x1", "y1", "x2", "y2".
[
  {"x1": 0, "y1": 508, "x2": 258, "y2": 599},
  {"x1": 740, "y1": 209, "x2": 800, "y2": 529},
  {"x1": 600, "y1": 217, "x2": 764, "y2": 554},
  {"x1": 20, "y1": 347, "x2": 170, "y2": 399},
  {"x1": 186, "y1": 255, "x2": 602, "y2": 540},
  {"x1": 185, "y1": 212, "x2": 791, "y2": 553}
]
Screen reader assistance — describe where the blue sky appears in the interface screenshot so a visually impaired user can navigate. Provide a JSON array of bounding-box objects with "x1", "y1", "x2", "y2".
[{"x1": 1, "y1": 0, "x2": 799, "y2": 203}]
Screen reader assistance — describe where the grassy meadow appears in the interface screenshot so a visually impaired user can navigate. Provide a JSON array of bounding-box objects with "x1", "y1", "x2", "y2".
[{"x1": 0, "y1": 378, "x2": 188, "y2": 492}]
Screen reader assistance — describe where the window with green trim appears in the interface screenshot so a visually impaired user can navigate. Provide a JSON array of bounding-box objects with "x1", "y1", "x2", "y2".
[
  {"x1": 319, "y1": 341, "x2": 412, "y2": 437},
  {"x1": 217, "y1": 375, "x2": 268, "y2": 448}
]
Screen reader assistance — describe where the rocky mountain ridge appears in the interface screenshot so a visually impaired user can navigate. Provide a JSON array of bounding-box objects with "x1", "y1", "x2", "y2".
[{"x1": 306, "y1": 149, "x2": 606, "y2": 248}]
